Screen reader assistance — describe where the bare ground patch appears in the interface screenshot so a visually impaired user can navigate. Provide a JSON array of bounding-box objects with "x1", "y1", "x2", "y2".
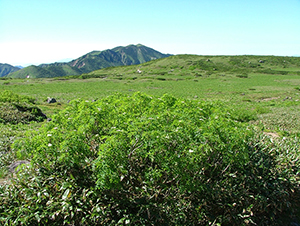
[{"x1": 260, "y1": 96, "x2": 281, "y2": 101}]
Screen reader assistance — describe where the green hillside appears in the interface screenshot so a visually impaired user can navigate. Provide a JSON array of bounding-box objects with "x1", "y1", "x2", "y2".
[
  {"x1": 7, "y1": 65, "x2": 56, "y2": 79},
  {"x1": 7, "y1": 44, "x2": 172, "y2": 78},
  {"x1": 80, "y1": 54, "x2": 300, "y2": 80},
  {"x1": 0, "y1": 63, "x2": 20, "y2": 77}
]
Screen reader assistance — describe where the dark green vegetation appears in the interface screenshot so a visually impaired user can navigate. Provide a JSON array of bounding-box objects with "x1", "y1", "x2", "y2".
[
  {"x1": 0, "y1": 90, "x2": 46, "y2": 124},
  {"x1": 0, "y1": 91, "x2": 47, "y2": 186},
  {"x1": 0, "y1": 54, "x2": 300, "y2": 225},
  {"x1": 0, "y1": 93, "x2": 299, "y2": 225},
  {"x1": 0, "y1": 64, "x2": 20, "y2": 77},
  {"x1": 6, "y1": 44, "x2": 172, "y2": 79}
]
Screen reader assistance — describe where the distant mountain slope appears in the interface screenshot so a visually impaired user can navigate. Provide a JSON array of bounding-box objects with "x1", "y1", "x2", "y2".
[
  {"x1": 9, "y1": 65, "x2": 83, "y2": 78},
  {"x1": 7, "y1": 44, "x2": 172, "y2": 78},
  {"x1": 0, "y1": 63, "x2": 20, "y2": 77},
  {"x1": 112, "y1": 44, "x2": 169, "y2": 64},
  {"x1": 67, "y1": 44, "x2": 172, "y2": 74},
  {"x1": 8, "y1": 65, "x2": 55, "y2": 78}
]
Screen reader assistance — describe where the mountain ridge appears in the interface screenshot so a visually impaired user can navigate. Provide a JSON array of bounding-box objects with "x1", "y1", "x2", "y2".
[
  {"x1": 7, "y1": 44, "x2": 172, "y2": 78},
  {"x1": 0, "y1": 63, "x2": 21, "y2": 77}
]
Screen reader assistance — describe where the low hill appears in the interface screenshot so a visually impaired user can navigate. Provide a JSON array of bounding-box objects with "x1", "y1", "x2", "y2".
[
  {"x1": 0, "y1": 63, "x2": 20, "y2": 77},
  {"x1": 80, "y1": 54, "x2": 300, "y2": 80},
  {"x1": 7, "y1": 44, "x2": 172, "y2": 78},
  {"x1": 4, "y1": 65, "x2": 79, "y2": 79}
]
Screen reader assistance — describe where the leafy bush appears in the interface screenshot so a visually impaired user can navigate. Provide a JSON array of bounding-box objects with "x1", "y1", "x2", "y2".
[
  {"x1": 0, "y1": 91, "x2": 46, "y2": 124},
  {"x1": 228, "y1": 107, "x2": 258, "y2": 122},
  {"x1": 236, "y1": 73, "x2": 248, "y2": 78},
  {"x1": 0, "y1": 103, "x2": 47, "y2": 124},
  {"x1": 0, "y1": 92, "x2": 299, "y2": 225},
  {"x1": 0, "y1": 124, "x2": 31, "y2": 180},
  {"x1": 0, "y1": 90, "x2": 35, "y2": 104},
  {"x1": 79, "y1": 73, "x2": 107, "y2": 79},
  {"x1": 156, "y1": 77, "x2": 166, "y2": 80}
]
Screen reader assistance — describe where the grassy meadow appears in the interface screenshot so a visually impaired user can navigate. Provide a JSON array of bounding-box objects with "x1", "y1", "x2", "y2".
[
  {"x1": 1, "y1": 54, "x2": 300, "y2": 135},
  {"x1": 1, "y1": 54, "x2": 300, "y2": 225}
]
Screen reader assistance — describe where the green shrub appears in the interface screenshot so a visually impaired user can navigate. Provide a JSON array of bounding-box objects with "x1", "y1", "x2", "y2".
[
  {"x1": 0, "y1": 91, "x2": 46, "y2": 124},
  {"x1": 79, "y1": 74, "x2": 107, "y2": 79},
  {"x1": 0, "y1": 90, "x2": 35, "y2": 104},
  {"x1": 228, "y1": 107, "x2": 258, "y2": 122},
  {"x1": 156, "y1": 77, "x2": 166, "y2": 80},
  {"x1": 0, "y1": 92, "x2": 299, "y2": 225},
  {"x1": 0, "y1": 102, "x2": 47, "y2": 124},
  {"x1": 236, "y1": 73, "x2": 248, "y2": 78}
]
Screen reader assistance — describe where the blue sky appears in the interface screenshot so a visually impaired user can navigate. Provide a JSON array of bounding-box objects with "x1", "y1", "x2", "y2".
[{"x1": 0, "y1": 0, "x2": 299, "y2": 66}]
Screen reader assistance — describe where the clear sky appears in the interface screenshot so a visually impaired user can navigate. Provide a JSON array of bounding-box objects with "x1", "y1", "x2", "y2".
[{"x1": 0, "y1": 0, "x2": 300, "y2": 66}]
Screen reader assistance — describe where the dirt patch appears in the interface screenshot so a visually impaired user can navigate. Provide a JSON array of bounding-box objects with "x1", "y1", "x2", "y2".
[
  {"x1": 71, "y1": 59, "x2": 79, "y2": 67},
  {"x1": 263, "y1": 132, "x2": 280, "y2": 138},
  {"x1": 78, "y1": 62, "x2": 85, "y2": 69},
  {"x1": 261, "y1": 97, "x2": 280, "y2": 101}
]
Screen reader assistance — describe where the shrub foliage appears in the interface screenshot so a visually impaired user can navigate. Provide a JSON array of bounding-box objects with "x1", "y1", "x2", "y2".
[
  {"x1": 0, "y1": 90, "x2": 46, "y2": 124},
  {"x1": 0, "y1": 92, "x2": 299, "y2": 225}
]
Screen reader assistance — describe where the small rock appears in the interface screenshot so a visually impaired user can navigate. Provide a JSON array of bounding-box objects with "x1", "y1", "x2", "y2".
[
  {"x1": 283, "y1": 97, "x2": 291, "y2": 101},
  {"x1": 47, "y1": 97, "x2": 57, "y2": 104}
]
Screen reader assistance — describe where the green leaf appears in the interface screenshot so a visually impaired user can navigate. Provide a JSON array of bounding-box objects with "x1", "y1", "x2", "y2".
[{"x1": 62, "y1": 188, "x2": 70, "y2": 200}]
